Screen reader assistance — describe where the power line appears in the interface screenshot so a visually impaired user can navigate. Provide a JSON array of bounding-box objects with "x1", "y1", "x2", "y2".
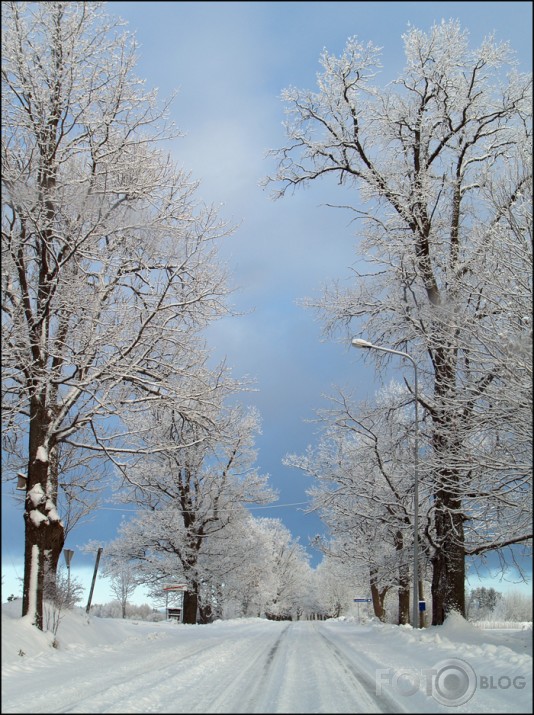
[{"x1": 79, "y1": 500, "x2": 312, "y2": 513}]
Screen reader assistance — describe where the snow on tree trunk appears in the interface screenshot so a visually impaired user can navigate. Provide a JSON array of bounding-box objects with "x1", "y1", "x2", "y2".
[{"x1": 23, "y1": 450, "x2": 65, "y2": 630}]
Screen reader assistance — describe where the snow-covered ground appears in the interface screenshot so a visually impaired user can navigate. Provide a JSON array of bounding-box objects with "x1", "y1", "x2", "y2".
[{"x1": 1, "y1": 601, "x2": 531, "y2": 714}]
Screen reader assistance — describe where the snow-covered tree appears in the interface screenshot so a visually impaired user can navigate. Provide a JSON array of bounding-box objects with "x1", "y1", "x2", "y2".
[
  {"x1": 198, "y1": 513, "x2": 275, "y2": 620},
  {"x1": 253, "y1": 518, "x2": 312, "y2": 621},
  {"x1": 492, "y1": 590, "x2": 532, "y2": 622},
  {"x1": 102, "y1": 404, "x2": 276, "y2": 624},
  {"x1": 201, "y1": 514, "x2": 315, "y2": 621},
  {"x1": 312, "y1": 555, "x2": 360, "y2": 619},
  {"x1": 100, "y1": 560, "x2": 141, "y2": 619},
  {"x1": 90, "y1": 601, "x2": 164, "y2": 621},
  {"x1": 265, "y1": 20, "x2": 532, "y2": 623},
  {"x1": 467, "y1": 586, "x2": 502, "y2": 620},
  {"x1": 2, "y1": 2, "x2": 234, "y2": 630},
  {"x1": 43, "y1": 564, "x2": 84, "y2": 638},
  {"x1": 286, "y1": 382, "x2": 434, "y2": 624}
]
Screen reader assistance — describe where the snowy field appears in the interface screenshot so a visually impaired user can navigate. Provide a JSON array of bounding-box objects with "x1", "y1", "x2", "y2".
[{"x1": 1, "y1": 601, "x2": 531, "y2": 714}]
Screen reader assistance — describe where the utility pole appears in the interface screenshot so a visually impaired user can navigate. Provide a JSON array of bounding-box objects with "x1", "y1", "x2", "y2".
[{"x1": 85, "y1": 547, "x2": 103, "y2": 614}]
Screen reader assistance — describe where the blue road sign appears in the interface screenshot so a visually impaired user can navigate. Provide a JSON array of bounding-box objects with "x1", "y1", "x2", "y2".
[{"x1": 353, "y1": 598, "x2": 372, "y2": 602}]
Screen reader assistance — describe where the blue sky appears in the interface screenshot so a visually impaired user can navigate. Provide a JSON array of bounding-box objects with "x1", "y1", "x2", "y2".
[{"x1": 2, "y1": 2, "x2": 532, "y2": 605}]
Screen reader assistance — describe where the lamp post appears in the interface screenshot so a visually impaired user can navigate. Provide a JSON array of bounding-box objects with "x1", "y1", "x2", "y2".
[
  {"x1": 63, "y1": 549, "x2": 74, "y2": 602},
  {"x1": 351, "y1": 338, "x2": 420, "y2": 628}
]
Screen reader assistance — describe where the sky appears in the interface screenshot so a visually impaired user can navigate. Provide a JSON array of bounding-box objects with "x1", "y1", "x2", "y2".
[
  {"x1": 1, "y1": 601, "x2": 532, "y2": 713},
  {"x1": 1, "y1": 1, "x2": 532, "y2": 606}
]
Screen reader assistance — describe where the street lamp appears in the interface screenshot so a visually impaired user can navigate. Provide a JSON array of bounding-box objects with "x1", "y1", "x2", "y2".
[{"x1": 351, "y1": 338, "x2": 420, "y2": 628}]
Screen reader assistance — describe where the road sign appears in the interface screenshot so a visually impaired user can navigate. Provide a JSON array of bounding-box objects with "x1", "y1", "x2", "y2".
[
  {"x1": 353, "y1": 598, "x2": 372, "y2": 602},
  {"x1": 163, "y1": 584, "x2": 187, "y2": 591}
]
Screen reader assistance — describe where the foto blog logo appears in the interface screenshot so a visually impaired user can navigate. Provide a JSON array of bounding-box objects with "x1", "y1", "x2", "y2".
[{"x1": 376, "y1": 658, "x2": 527, "y2": 707}]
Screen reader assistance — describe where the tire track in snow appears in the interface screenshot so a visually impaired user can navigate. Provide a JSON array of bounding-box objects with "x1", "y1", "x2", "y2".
[
  {"x1": 200, "y1": 623, "x2": 291, "y2": 713},
  {"x1": 11, "y1": 638, "x2": 238, "y2": 714},
  {"x1": 196, "y1": 621, "x2": 401, "y2": 714},
  {"x1": 80, "y1": 624, "x2": 291, "y2": 714},
  {"x1": 316, "y1": 626, "x2": 406, "y2": 713},
  {"x1": 3, "y1": 621, "x2": 412, "y2": 713}
]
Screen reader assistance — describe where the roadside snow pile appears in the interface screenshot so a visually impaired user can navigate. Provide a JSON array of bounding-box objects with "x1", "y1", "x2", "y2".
[{"x1": 2, "y1": 600, "x2": 164, "y2": 667}]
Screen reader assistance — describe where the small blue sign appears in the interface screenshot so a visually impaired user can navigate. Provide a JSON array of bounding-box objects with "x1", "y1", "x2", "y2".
[
  {"x1": 353, "y1": 598, "x2": 372, "y2": 603},
  {"x1": 419, "y1": 601, "x2": 426, "y2": 611}
]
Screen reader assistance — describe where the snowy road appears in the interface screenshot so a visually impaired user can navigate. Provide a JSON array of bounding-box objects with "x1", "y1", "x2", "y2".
[
  {"x1": 3, "y1": 620, "x2": 395, "y2": 713},
  {"x1": 2, "y1": 614, "x2": 532, "y2": 713}
]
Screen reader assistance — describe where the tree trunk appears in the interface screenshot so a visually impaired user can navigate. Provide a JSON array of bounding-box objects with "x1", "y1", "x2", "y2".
[
  {"x1": 182, "y1": 589, "x2": 198, "y2": 624},
  {"x1": 431, "y1": 547, "x2": 445, "y2": 625},
  {"x1": 431, "y1": 493, "x2": 466, "y2": 625},
  {"x1": 198, "y1": 600, "x2": 213, "y2": 624},
  {"x1": 370, "y1": 571, "x2": 389, "y2": 622},
  {"x1": 22, "y1": 413, "x2": 65, "y2": 630},
  {"x1": 395, "y1": 530, "x2": 410, "y2": 625},
  {"x1": 23, "y1": 511, "x2": 65, "y2": 630},
  {"x1": 398, "y1": 573, "x2": 410, "y2": 625},
  {"x1": 429, "y1": 356, "x2": 467, "y2": 625},
  {"x1": 44, "y1": 450, "x2": 63, "y2": 585}
]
